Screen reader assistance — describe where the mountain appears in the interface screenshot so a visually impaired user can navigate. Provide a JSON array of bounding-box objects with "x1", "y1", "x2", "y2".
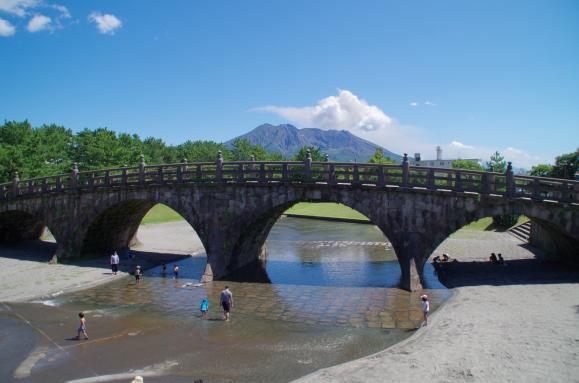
[{"x1": 226, "y1": 123, "x2": 401, "y2": 162}]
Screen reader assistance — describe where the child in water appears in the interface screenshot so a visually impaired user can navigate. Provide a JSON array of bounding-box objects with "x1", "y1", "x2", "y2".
[
  {"x1": 173, "y1": 264, "x2": 179, "y2": 278},
  {"x1": 76, "y1": 312, "x2": 88, "y2": 340},
  {"x1": 135, "y1": 265, "x2": 142, "y2": 285},
  {"x1": 420, "y1": 294, "x2": 430, "y2": 327},
  {"x1": 161, "y1": 263, "x2": 167, "y2": 275},
  {"x1": 200, "y1": 297, "x2": 209, "y2": 320}
]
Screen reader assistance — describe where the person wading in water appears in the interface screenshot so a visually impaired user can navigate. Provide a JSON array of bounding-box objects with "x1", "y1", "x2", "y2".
[{"x1": 220, "y1": 286, "x2": 233, "y2": 321}]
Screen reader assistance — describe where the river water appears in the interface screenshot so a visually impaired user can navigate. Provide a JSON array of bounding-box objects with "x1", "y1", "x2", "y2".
[{"x1": 0, "y1": 217, "x2": 450, "y2": 383}]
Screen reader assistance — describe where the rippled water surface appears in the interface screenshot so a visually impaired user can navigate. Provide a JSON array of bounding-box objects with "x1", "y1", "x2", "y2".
[{"x1": 0, "y1": 217, "x2": 450, "y2": 383}]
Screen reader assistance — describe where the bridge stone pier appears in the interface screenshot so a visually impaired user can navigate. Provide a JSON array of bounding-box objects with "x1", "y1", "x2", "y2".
[{"x1": 0, "y1": 155, "x2": 577, "y2": 291}]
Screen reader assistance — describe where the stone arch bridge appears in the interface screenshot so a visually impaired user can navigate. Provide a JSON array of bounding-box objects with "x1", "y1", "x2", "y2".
[{"x1": 1, "y1": 154, "x2": 577, "y2": 291}]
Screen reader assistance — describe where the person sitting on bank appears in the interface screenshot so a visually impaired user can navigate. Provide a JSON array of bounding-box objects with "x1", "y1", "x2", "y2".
[
  {"x1": 432, "y1": 255, "x2": 441, "y2": 263},
  {"x1": 497, "y1": 254, "x2": 506, "y2": 265},
  {"x1": 489, "y1": 253, "x2": 498, "y2": 264},
  {"x1": 442, "y1": 253, "x2": 450, "y2": 262}
]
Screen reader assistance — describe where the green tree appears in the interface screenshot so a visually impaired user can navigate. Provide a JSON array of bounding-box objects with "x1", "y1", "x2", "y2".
[
  {"x1": 175, "y1": 140, "x2": 229, "y2": 162},
  {"x1": 368, "y1": 148, "x2": 396, "y2": 164},
  {"x1": 71, "y1": 128, "x2": 127, "y2": 170},
  {"x1": 530, "y1": 164, "x2": 554, "y2": 177},
  {"x1": 142, "y1": 137, "x2": 170, "y2": 164},
  {"x1": 230, "y1": 138, "x2": 268, "y2": 161},
  {"x1": 485, "y1": 151, "x2": 507, "y2": 173},
  {"x1": 293, "y1": 146, "x2": 325, "y2": 161},
  {"x1": 550, "y1": 148, "x2": 578, "y2": 179},
  {"x1": 452, "y1": 159, "x2": 484, "y2": 171}
]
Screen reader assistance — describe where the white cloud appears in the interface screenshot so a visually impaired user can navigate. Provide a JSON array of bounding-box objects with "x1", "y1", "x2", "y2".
[
  {"x1": 51, "y1": 4, "x2": 69, "y2": 18},
  {"x1": 88, "y1": 12, "x2": 122, "y2": 35},
  {"x1": 254, "y1": 90, "x2": 546, "y2": 169},
  {"x1": 0, "y1": 0, "x2": 38, "y2": 17},
  {"x1": 449, "y1": 141, "x2": 474, "y2": 150},
  {"x1": 255, "y1": 90, "x2": 394, "y2": 133},
  {"x1": 424, "y1": 101, "x2": 436, "y2": 106},
  {"x1": 27, "y1": 13, "x2": 50, "y2": 32},
  {"x1": 0, "y1": 17, "x2": 15, "y2": 35}
]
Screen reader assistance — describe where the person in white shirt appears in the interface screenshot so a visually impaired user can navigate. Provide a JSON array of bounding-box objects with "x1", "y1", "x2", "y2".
[
  {"x1": 110, "y1": 251, "x2": 120, "y2": 275},
  {"x1": 420, "y1": 294, "x2": 430, "y2": 327}
]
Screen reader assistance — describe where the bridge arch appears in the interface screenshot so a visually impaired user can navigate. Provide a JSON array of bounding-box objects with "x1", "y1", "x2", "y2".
[
  {"x1": 429, "y1": 198, "x2": 579, "y2": 266},
  {"x1": 79, "y1": 196, "x2": 208, "y2": 259},
  {"x1": 222, "y1": 190, "x2": 400, "y2": 283},
  {"x1": 0, "y1": 209, "x2": 51, "y2": 243}
]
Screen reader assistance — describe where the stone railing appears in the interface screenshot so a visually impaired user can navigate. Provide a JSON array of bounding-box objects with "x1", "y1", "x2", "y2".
[{"x1": 1, "y1": 152, "x2": 577, "y2": 204}]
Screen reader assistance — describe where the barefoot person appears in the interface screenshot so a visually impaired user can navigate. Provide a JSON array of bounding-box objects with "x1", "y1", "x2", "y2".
[
  {"x1": 200, "y1": 297, "x2": 209, "y2": 320},
  {"x1": 76, "y1": 312, "x2": 88, "y2": 340},
  {"x1": 220, "y1": 286, "x2": 233, "y2": 321},
  {"x1": 420, "y1": 294, "x2": 430, "y2": 327},
  {"x1": 110, "y1": 251, "x2": 120, "y2": 275},
  {"x1": 135, "y1": 265, "x2": 142, "y2": 285},
  {"x1": 173, "y1": 264, "x2": 180, "y2": 279}
]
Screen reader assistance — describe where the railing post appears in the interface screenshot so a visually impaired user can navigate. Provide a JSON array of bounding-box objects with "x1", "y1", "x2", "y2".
[
  {"x1": 401, "y1": 153, "x2": 409, "y2": 188},
  {"x1": 216, "y1": 151, "x2": 223, "y2": 182},
  {"x1": 177, "y1": 158, "x2": 187, "y2": 183},
  {"x1": 259, "y1": 163, "x2": 266, "y2": 183},
  {"x1": 353, "y1": 164, "x2": 360, "y2": 185},
  {"x1": 324, "y1": 154, "x2": 330, "y2": 183},
  {"x1": 282, "y1": 163, "x2": 289, "y2": 183},
  {"x1": 70, "y1": 163, "x2": 78, "y2": 191},
  {"x1": 506, "y1": 162, "x2": 514, "y2": 198},
  {"x1": 139, "y1": 154, "x2": 146, "y2": 186},
  {"x1": 122, "y1": 167, "x2": 128, "y2": 187},
  {"x1": 104, "y1": 170, "x2": 110, "y2": 186},
  {"x1": 377, "y1": 165, "x2": 385, "y2": 187},
  {"x1": 560, "y1": 181, "x2": 571, "y2": 203},
  {"x1": 427, "y1": 168, "x2": 435, "y2": 190},
  {"x1": 12, "y1": 172, "x2": 20, "y2": 197},
  {"x1": 88, "y1": 172, "x2": 95, "y2": 191},
  {"x1": 196, "y1": 164, "x2": 202, "y2": 181},
  {"x1": 157, "y1": 166, "x2": 164, "y2": 184},
  {"x1": 480, "y1": 172, "x2": 489, "y2": 195},
  {"x1": 249, "y1": 155, "x2": 256, "y2": 180},
  {"x1": 328, "y1": 164, "x2": 336, "y2": 185},
  {"x1": 455, "y1": 170, "x2": 463, "y2": 192},
  {"x1": 531, "y1": 178, "x2": 541, "y2": 201},
  {"x1": 42, "y1": 177, "x2": 48, "y2": 193},
  {"x1": 305, "y1": 149, "x2": 312, "y2": 182}
]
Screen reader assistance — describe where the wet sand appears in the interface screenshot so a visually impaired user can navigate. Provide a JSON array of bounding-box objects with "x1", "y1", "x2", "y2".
[
  {"x1": 293, "y1": 231, "x2": 579, "y2": 383},
  {"x1": 0, "y1": 221, "x2": 204, "y2": 303}
]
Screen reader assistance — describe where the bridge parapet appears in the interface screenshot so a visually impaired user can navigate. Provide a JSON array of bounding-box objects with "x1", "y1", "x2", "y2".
[{"x1": 1, "y1": 156, "x2": 578, "y2": 205}]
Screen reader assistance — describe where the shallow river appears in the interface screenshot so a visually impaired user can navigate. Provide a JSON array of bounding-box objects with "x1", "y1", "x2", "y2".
[{"x1": 0, "y1": 217, "x2": 450, "y2": 383}]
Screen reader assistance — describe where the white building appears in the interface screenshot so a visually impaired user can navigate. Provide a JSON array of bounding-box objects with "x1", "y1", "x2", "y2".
[{"x1": 411, "y1": 146, "x2": 480, "y2": 169}]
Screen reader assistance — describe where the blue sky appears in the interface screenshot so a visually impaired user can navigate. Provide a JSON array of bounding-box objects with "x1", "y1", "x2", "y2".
[{"x1": 1, "y1": 1, "x2": 578, "y2": 168}]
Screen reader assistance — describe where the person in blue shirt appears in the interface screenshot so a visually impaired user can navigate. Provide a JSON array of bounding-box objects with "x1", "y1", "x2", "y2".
[{"x1": 200, "y1": 297, "x2": 209, "y2": 320}]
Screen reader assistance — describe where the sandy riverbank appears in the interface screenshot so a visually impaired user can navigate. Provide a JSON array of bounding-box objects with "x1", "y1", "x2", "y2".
[
  {"x1": 293, "y1": 230, "x2": 579, "y2": 383},
  {"x1": 0, "y1": 221, "x2": 205, "y2": 303}
]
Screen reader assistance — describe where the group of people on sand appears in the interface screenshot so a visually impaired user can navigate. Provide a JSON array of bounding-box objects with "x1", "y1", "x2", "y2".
[
  {"x1": 110, "y1": 251, "x2": 183, "y2": 284},
  {"x1": 489, "y1": 252, "x2": 507, "y2": 265},
  {"x1": 432, "y1": 252, "x2": 455, "y2": 263}
]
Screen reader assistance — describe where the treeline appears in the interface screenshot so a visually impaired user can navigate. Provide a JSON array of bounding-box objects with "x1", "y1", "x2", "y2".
[{"x1": 0, "y1": 121, "x2": 284, "y2": 183}]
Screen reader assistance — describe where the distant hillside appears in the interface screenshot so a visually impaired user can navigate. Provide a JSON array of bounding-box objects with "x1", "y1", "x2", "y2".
[{"x1": 226, "y1": 123, "x2": 401, "y2": 162}]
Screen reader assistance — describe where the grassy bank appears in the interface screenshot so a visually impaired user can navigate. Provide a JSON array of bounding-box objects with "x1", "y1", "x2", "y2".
[
  {"x1": 141, "y1": 202, "x2": 369, "y2": 224},
  {"x1": 141, "y1": 203, "x2": 529, "y2": 232},
  {"x1": 284, "y1": 202, "x2": 369, "y2": 221},
  {"x1": 141, "y1": 204, "x2": 186, "y2": 225}
]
